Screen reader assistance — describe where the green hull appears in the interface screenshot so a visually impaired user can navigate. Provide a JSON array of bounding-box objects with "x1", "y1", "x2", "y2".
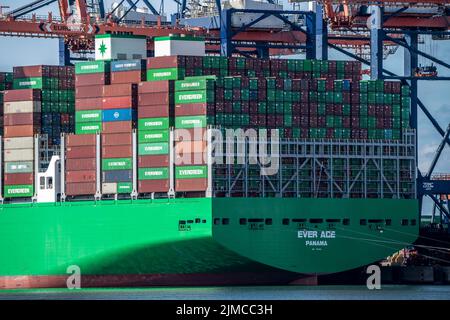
[{"x1": 0, "y1": 198, "x2": 419, "y2": 286}]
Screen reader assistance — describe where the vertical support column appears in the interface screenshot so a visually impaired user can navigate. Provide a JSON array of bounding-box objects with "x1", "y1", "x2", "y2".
[
  {"x1": 404, "y1": 32, "x2": 418, "y2": 140},
  {"x1": 33, "y1": 134, "x2": 40, "y2": 201},
  {"x1": 256, "y1": 44, "x2": 269, "y2": 59},
  {"x1": 305, "y1": 11, "x2": 316, "y2": 60},
  {"x1": 307, "y1": 1, "x2": 328, "y2": 60},
  {"x1": 60, "y1": 133, "x2": 66, "y2": 201},
  {"x1": 168, "y1": 128, "x2": 175, "y2": 198},
  {"x1": 95, "y1": 133, "x2": 101, "y2": 200},
  {"x1": 0, "y1": 136, "x2": 3, "y2": 203},
  {"x1": 58, "y1": 38, "x2": 70, "y2": 66},
  {"x1": 131, "y1": 129, "x2": 138, "y2": 199},
  {"x1": 206, "y1": 128, "x2": 213, "y2": 198},
  {"x1": 220, "y1": 9, "x2": 233, "y2": 57},
  {"x1": 369, "y1": 6, "x2": 383, "y2": 80}
]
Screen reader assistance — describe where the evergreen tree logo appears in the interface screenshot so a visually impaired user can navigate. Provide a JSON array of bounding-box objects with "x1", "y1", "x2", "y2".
[{"x1": 99, "y1": 41, "x2": 107, "y2": 57}]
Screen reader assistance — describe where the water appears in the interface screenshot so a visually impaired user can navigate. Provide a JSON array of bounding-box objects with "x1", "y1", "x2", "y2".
[{"x1": 0, "y1": 285, "x2": 449, "y2": 300}]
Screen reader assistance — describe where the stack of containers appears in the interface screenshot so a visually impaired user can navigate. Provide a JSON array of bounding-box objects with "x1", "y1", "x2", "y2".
[
  {"x1": 137, "y1": 80, "x2": 173, "y2": 193},
  {"x1": 174, "y1": 76, "x2": 213, "y2": 192},
  {"x1": 2, "y1": 89, "x2": 41, "y2": 198},
  {"x1": 13, "y1": 65, "x2": 75, "y2": 145},
  {"x1": 0, "y1": 72, "x2": 13, "y2": 91},
  {"x1": 101, "y1": 83, "x2": 137, "y2": 195},
  {"x1": 65, "y1": 134, "x2": 97, "y2": 196},
  {"x1": 111, "y1": 59, "x2": 146, "y2": 84},
  {"x1": 74, "y1": 61, "x2": 110, "y2": 134}
]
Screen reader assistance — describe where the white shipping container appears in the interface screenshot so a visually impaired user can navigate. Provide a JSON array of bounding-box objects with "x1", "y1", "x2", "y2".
[
  {"x1": 154, "y1": 35, "x2": 205, "y2": 57},
  {"x1": 95, "y1": 34, "x2": 147, "y2": 61},
  {"x1": 4, "y1": 137, "x2": 34, "y2": 150},
  {"x1": 102, "y1": 183, "x2": 117, "y2": 194},
  {"x1": 4, "y1": 148, "x2": 34, "y2": 162},
  {"x1": 4, "y1": 101, "x2": 41, "y2": 114}
]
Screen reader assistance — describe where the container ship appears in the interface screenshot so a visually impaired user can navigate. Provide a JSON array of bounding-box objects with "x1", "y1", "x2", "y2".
[{"x1": 0, "y1": 34, "x2": 419, "y2": 289}]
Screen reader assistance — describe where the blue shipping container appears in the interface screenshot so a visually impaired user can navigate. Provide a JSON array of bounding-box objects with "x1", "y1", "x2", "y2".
[
  {"x1": 102, "y1": 108, "x2": 135, "y2": 122},
  {"x1": 102, "y1": 170, "x2": 133, "y2": 183},
  {"x1": 111, "y1": 59, "x2": 145, "y2": 73}
]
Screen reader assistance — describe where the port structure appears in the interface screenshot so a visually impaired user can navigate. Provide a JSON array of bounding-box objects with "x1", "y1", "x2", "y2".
[{"x1": 0, "y1": 0, "x2": 449, "y2": 219}]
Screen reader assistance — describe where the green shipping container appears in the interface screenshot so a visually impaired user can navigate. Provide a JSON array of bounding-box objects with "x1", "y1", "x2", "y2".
[
  {"x1": 175, "y1": 77, "x2": 214, "y2": 91},
  {"x1": 117, "y1": 182, "x2": 133, "y2": 194},
  {"x1": 147, "y1": 68, "x2": 184, "y2": 81},
  {"x1": 75, "y1": 61, "x2": 110, "y2": 74},
  {"x1": 4, "y1": 185, "x2": 34, "y2": 198},
  {"x1": 175, "y1": 90, "x2": 214, "y2": 104},
  {"x1": 175, "y1": 115, "x2": 207, "y2": 129},
  {"x1": 138, "y1": 167, "x2": 169, "y2": 180},
  {"x1": 138, "y1": 142, "x2": 169, "y2": 155},
  {"x1": 76, "y1": 110, "x2": 102, "y2": 123},
  {"x1": 138, "y1": 118, "x2": 169, "y2": 130},
  {"x1": 138, "y1": 130, "x2": 169, "y2": 143},
  {"x1": 4, "y1": 161, "x2": 33, "y2": 174},
  {"x1": 176, "y1": 166, "x2": 207, "y2": 179},
  {"x1": 13, "y1": 77, "x2": 44, "y2": 89},
  {"x1": 75, "y1": 122, "x2": 102, "y2": 134},
  {"x1": 102, "y1": 158, "x2": 132, "y2": 171}
]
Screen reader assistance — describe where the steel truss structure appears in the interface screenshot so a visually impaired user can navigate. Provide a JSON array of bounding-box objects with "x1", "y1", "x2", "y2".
[{"x1": 212, "y1": 130, "x2": 416, "y2": 199}]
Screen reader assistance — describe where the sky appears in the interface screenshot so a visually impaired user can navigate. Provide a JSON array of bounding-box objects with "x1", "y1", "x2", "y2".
[{"x1": 0, "y1": 1, "x2": 449, "y2": 213}]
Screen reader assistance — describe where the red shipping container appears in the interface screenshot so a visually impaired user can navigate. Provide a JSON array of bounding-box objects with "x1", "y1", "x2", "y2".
[
  {"x1": 76, "y1": 73, "x2": 110, "y2": 87},
  {"x1": 66, "y1": 134, "x2": 96, "y2": 146},
  {"x1": 102, "y1": 83, "x2": 137, "y2": 97},
  {"x1": 138, "y1": 92, "x2": 172, "y2": 106},
  {"x1": 175, "y1": 103, "x2": 209, "y2": 116},
  {"x1": 176, "y1": 178, "x2": 208, "y2": 192},
  {"x1": 66, "y1": 170, "x2": 96, "y2": 183},
  {"x1": 174, "y1": 128, "x2": 207, "y2": 142},
  {"x1": 75, "y1": 85, "x2": 103, "y2": 99},
  {"x1": 138, "y1": 180, "x2": 169, "y2": 193},
  {"x1": 66, "y1": 158, "x2": 96, "y2": 171},
  {"x1": 102, "y1": 121, "x2": 132, "y2": 134},
  {"x1": 4, "y1": 113, "x2": 40, "y2": 126},
  {"x1": 147, "y1": 56, "x2": 183, "y2": 69},
  {"x1": 65, "y1": 182, "x2": 96, "y2": 196},
  {"x1": 75, "y1": 98, "x2": 103, "y2": 110},
  {"x1": 102, "y1": 145, "x2": 132, "y2": 158},
  {"x1": 111, "y1": 71, "x2": 145, "y2": 84},
  {"x1": 138, "y1": 80, "x2": 173, "y2": 94},
  {"x1": 13, "y1": 65, "x2": 53, "y2": 78},
  {"x1": 102, "y1": 132, "x2": 132, "y2": 146},
  {"x1": 4, "y1": 173, "x2": 33, "y2": 185},
  {"x1": 138, "y1": 155, "x2": 170, "y2": 167},
  {"x1": 4, "y1": 125, "x2": 39, "y2": 137},
  {"x1": 102, "y1": 96, "x2": 135, "y2": 109},
  {"x1": 174, "y1": 152, "x2": 207, "y2": 166},
  {"x1": 66, "y1": 146, "x2": 96, "y2": 159},
  {"x1": 3, "y1": 89, "x2": 41, "y2": 102},
  {"x1": 138, "y1": 105, "x2": 170, "y2": 118}
]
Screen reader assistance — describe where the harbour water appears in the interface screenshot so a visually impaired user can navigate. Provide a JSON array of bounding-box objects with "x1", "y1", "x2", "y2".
[{"x1": 1, "y1": 285, "x2": 449, "y2": 300}]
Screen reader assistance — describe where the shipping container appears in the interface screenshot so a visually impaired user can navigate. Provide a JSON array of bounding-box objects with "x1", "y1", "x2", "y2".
[
  {"x1": 3, "y1": 89, "x2": 41, "y2": 102},
  {"x1": 4, "y1": 125, "x2": 39, "y2": 138},
  {"x1": 101, "y1": 145, "x2": 132, "y2": 158},
  {"x1": 66, "y1": 146, "x2": 96, "y2": 159},
  {"x1": 102, "y1": 132, "x2": 132, "y2": 146},
  {"x1": 137, "y1": 105, "x2": 171, "y2": 118},
  {"x1": 138, "y1": 179, "x2": 169, "y2": 193},
  {"x1": 102, "y1": 121, "x2": 132, "y2": 133},
  {"x1": 3, "y1": 137, "x2": 34, "y2": 150},
  {"x1": 4, "y1": 101, "x2": 41, "y2": 114},
  {"x1": 66, "y1": 158, "x2": 96, "y2": 171},
  {"x1": 65, "y1": 182, "x2": 96, "y2": 196},
  {"x1": 66, "y1": 133, "x2": 96, "y2": 146},
  {"x1": 3, "y1": 184, "x2": 34, "y2": 197},
  {"x1": 4, "y1": 161, "x2": 34, "y2": 174},
  {"x1": 4, "y1": 148, "x2": 34, "y2": 162},
  {"x1": 66, "y1": 170, "x2": 96, "y2": 183},
  {"x1": 102, "y1": 170, "x2": 132, "y2": 183},
  {"x1": 138, "y1": 155, "x2": 170, "y2": 167},
  {"x1": 4, "y1": 173, "x2": 34, "y2": 185}
]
